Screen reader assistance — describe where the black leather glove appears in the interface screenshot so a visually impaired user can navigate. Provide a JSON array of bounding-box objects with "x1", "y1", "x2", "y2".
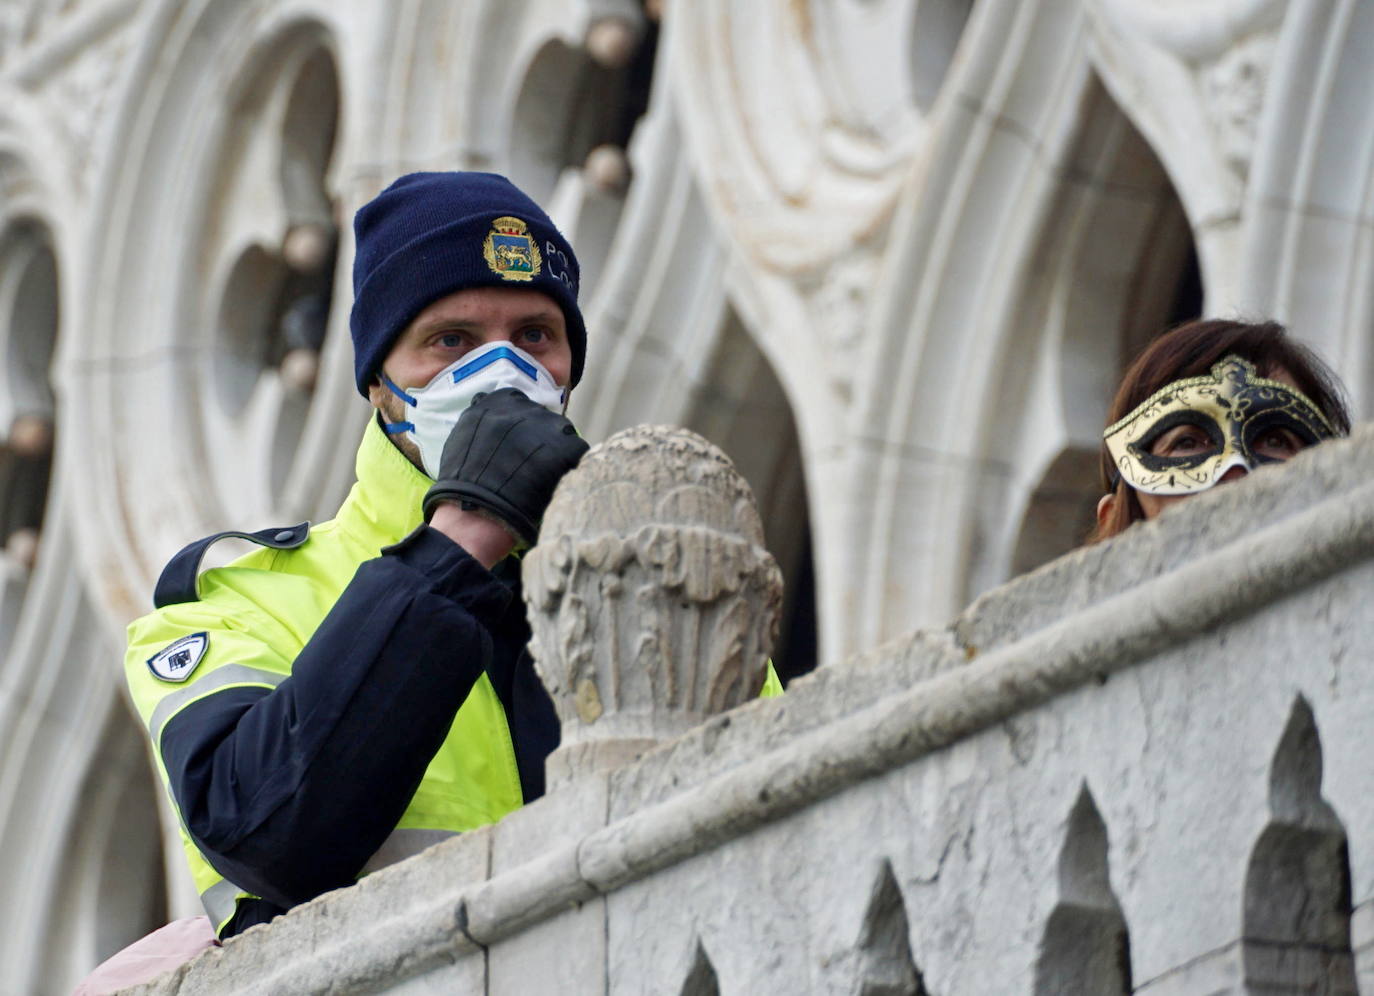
[{"x1": 422, "y1": 388, "x2": 589, "y2": 545}]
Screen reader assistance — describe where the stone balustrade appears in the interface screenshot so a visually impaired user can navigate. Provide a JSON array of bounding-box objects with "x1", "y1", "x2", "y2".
[{"x1": 127, "y1": 424, "x2": 1374, "y2": 994}]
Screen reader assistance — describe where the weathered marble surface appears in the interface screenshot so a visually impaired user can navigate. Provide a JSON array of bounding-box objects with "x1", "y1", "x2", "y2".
[{"x1": 127, "y1": 424, "x2": 1374, "y2": 994}]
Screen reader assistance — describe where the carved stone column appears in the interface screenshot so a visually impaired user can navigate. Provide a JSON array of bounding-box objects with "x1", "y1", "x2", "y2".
[{"x1": 523, "y1": 425, "x2": 783, "y2": 789}]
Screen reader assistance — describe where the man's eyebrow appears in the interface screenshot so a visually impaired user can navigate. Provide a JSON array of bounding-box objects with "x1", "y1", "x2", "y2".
[
  {"x1": 507, "y1": 309, "x2": 563, "y2": 326},
  {"x1": 413, "y1": 315, "x2": 478, "y2": 332},
  {"x1": 415, "y1": 308, "x2": 562, "y2": 331}
]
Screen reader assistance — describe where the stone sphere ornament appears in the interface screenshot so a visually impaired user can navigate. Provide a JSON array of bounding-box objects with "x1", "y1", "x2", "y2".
[
  {"x1": 523, "y1": 425, "x2": 783, "y2": 788},
  {"x1": 585, "y1": 16, "x2": 640, "y2": 69},
  {"x1": 8, "y1": 414, "x2": 53, "y2": 459},
  {"x1": 5, "y1": 528, "x2": 39, "y2": 571},
  {"x1": 279, "y1": 347, "x2": 320, "y2": 394},
  {"x1": 281, "y1": 222, "x2": 333, "y2": 272},
  {"x1": 584, "y1": 144, "x2": 631, "y2": 195}
]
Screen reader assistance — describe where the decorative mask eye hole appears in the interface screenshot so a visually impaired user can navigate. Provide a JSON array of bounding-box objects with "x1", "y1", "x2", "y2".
[
  {"x1": 1244, "y1": 414, "x2": 1320, "y2": 464},
  {"x1": 1151, "y1": 424, "x2": 1213, "y2": 457},
  {"x1": 1131, "y1": 411, "x2": 1224, "y2": 470}
]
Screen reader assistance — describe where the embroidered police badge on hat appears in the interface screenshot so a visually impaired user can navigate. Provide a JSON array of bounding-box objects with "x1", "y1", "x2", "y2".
[
  {"x1": 483, "y1": 216, "x2": 542, "y2": 281},
  {"x1": 147, "y1": 632, "x2": 209, "y2": 683}
]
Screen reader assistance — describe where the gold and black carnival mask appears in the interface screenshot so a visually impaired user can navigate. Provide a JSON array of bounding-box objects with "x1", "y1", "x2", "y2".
[{"x1": 1103, "y1": 355, "x2": 1336, "y2": 496}]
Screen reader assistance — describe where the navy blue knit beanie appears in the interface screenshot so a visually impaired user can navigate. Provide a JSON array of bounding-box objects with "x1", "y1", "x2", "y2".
[{"x1": 350, "y1": 171, "x2": 585, "y2": 396}]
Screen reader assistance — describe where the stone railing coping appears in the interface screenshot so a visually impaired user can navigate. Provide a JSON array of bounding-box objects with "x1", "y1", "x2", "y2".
[
  {"x1": 127, "y1": 825, "x2": 492, "y2": 994},
  {"x1": 608, "y1": 423, "x2": 1374, "y2": 815},
  {"x1": 127, "y1": 423, "x2": 1374, "y2": 994}
]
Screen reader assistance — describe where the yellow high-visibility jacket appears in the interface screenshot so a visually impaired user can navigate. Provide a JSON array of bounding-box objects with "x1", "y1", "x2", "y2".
[{"x1": 126, "y1": 417, "x2": 782, "y2": 936}]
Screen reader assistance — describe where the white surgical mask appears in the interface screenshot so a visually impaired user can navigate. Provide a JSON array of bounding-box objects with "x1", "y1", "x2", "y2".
[{"x1": 381, "y1": 341, "x2": 567, "y2": 478}]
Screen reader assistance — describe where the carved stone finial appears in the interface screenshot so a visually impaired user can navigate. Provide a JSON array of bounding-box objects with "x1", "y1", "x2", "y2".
[{"x1": 523, "y1": 425, "x2": 783, "y2": 789}]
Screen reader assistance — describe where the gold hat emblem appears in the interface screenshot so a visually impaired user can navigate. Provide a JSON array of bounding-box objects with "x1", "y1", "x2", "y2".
[{"x1": 483, "y1": 216, "x2": 542, "y2": 282}]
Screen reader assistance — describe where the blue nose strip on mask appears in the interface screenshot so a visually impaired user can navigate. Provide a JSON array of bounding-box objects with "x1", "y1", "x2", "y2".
[{"x1": 452, "y1": 345, "x2": 539, "y2": 385}]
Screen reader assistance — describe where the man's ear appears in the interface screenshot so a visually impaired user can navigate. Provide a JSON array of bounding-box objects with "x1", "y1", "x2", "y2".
[
  {"x1": 1095, "y1": 493, "x2": 1116, "y2": 531},
  {"x1": 366, "y1": 373, "x2": 388, "y2": 412}
]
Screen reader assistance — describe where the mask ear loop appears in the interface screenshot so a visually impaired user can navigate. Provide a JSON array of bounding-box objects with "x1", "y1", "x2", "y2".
[{"x1": 380, "y1": 373, "x2": 417, "y2": 435}]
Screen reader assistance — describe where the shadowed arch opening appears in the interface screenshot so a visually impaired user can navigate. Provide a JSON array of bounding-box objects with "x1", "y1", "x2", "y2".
[
  {"x1": 680, "y1": 938, "x2": 719, "y2": 996},
  {"x1": 1242, "y1": 696, "x2": 1356, "y2": 990},
  {"x1": 993, "y1": 72, "x2": 1202, "y2": 582},
  {"x1": 910, "y1": 0, "x2": 975, "y2": 111},
  {"x1": 684, "y1": 307, "x2": 816, "y2": 683},
  {"x1": 279, "y1": 46, "x2": 339, "y2": 226},
  {"x1": 0, "y1": 218, "x2": 57, "y2": 619},
  {"x1": 508, "y1": 19, "x2": 659, "y2": 299},
  {"x1": 854, "y1": 859, "x2": 927, "y2": 995},
  {"x1": 1034, "y1": 784, "x2": 1131, "y2": 995},
  {"x1": 508, "y1": 28, "x2": 657, "y2": 204},
  {"x1": 196, "y1": 23, "x2": 342, "y2": 516}
]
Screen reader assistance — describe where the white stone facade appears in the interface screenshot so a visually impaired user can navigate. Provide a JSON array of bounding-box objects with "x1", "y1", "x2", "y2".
[{"x1": 0, "y1": 0, "x2": 1370, "y2": 991}]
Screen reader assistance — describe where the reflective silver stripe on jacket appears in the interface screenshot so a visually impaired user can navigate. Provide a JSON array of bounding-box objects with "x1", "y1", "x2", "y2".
[
  {"x1": 200, "y1": 878, "x2": 243, "y2": 930},
  {"x1": 147, "y1": 663, "x2": 286, "y2": 741},
  {"x1": 359, "y1": 828, "x2": 460, "y2": 876}
]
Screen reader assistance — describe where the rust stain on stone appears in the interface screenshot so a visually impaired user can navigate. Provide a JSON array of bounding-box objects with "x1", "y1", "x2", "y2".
[{"x1": 575, "y1": 678, "x2": 604, "y2": 724}]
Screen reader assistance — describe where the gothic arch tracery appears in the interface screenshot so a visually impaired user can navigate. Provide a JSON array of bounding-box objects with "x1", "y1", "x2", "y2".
[{"x1": 2, "y1": 3, "x2": 1372, "y2": 989}]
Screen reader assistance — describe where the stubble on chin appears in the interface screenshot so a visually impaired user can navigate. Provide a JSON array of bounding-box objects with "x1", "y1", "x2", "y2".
[{"x1": 374, "y1": 389, "x2": 427, "y2": 473}]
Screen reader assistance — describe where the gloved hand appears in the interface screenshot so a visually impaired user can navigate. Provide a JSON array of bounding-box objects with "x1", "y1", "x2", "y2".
[{"x1": 422, "y1": 388, "x2": 588, "y2": 546}]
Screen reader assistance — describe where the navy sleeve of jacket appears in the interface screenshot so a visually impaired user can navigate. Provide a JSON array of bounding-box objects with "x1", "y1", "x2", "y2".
[{"x1": 158, "y1": 525, "x2": 511, "y2": 910}]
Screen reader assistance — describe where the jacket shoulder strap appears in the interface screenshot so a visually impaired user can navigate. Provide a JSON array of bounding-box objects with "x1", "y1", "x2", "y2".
[{"x1": 153, "y1": 522, "x2": 310, "y2": 608}]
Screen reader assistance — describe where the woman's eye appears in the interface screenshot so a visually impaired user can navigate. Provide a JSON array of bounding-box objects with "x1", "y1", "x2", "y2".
[
  {"x1": 1151, "y1": 426, "x2": 1210, "y2": 456},
  {"x1": 1255, "y1": 428, "x2": 1303, "y2": 459}
]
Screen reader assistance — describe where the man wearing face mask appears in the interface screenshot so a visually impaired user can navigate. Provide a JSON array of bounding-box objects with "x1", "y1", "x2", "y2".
[{"x1": 122, "y1": 172, "x2": 763, "y2": 944}]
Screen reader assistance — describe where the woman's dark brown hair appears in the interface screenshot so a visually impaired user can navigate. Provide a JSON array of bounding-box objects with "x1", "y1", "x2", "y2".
[{"x1": 1089, "y1": 318, "x2": 1352, "y2": 543}]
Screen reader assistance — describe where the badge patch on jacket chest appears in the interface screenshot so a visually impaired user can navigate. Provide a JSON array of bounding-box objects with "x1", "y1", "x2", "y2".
[{"x1": 147, "y1": 633, "x2": 209, "y2": 682}]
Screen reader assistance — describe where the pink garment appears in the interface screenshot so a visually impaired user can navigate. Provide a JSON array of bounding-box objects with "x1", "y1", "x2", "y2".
[{"x1": 72, "y1": 916, "x2": 219, "y2": 995}]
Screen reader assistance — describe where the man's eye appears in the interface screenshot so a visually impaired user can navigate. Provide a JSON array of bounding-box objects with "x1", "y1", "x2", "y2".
[
  {"x1": 520, "y1": 328, "x2": 547, "y2": 345},
  {"x1": 437, "y1": 333, "x2": 464, "y2": 348}
]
